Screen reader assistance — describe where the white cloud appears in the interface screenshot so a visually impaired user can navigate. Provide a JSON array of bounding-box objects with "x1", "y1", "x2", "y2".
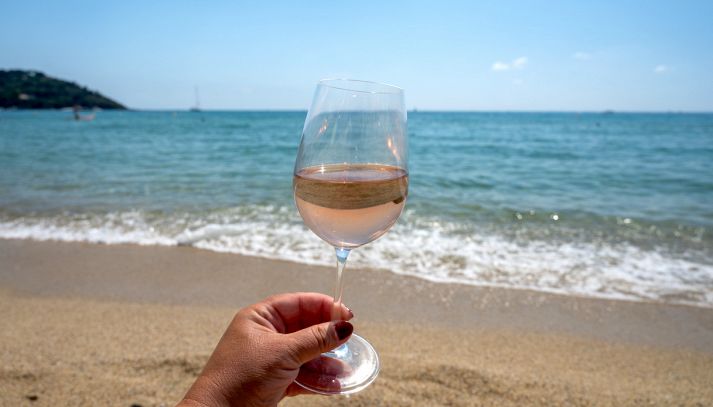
[
  {"x1": 492, "y1": 61, "x2": 510, "y2": 71},
  {"x1": 573, "y1": 52, "x2": 591, "y2": 60},
  {"x1": 654, "y1": 65, "x2": 669, "y2": 74},
  {"x1": 512, "y1": 56, "x2": 528, "y2": 69},
  {"x1": 491, "y1": 56, "x2": 528, "y2": 72}
]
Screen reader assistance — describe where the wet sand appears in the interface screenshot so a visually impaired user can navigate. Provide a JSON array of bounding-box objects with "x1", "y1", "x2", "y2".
[{"x1": 1, "y1": 239, "x2": 712, "y2": 406}]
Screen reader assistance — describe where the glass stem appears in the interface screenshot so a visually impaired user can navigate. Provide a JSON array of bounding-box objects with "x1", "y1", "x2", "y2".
[{"x1": 332, "y1": 247, "x2": 351, "y2": 321}]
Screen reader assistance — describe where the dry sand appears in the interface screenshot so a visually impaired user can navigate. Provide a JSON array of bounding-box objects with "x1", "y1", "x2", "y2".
[{"x1": 1, "y1": 239, "x2": 712, "y2": 406}]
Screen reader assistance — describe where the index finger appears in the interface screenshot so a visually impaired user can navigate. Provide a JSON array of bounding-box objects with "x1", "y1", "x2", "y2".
[{"x1": 261, "y1": 292, "x2": 353, "y2": 334}]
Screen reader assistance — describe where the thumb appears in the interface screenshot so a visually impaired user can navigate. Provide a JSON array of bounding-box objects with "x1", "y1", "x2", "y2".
[{"x1": 286, "y1": 321, "x2": 353, "y2": 365}]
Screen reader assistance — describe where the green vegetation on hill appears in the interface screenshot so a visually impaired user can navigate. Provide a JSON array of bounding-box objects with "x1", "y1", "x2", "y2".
[{"x1": 0, "y1": 70, "x2": 126, "y2": 109}]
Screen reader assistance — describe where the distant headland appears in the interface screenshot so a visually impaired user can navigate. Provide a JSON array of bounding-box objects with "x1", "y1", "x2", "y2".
[{"x1": 0, "y1": 70, "x2": 126, "y2": 109}]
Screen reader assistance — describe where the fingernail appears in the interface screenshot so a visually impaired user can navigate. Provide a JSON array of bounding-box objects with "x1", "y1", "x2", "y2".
[
  {"x1": 345, "y1": 306, "x2": 354, "y2": 319},
  {"x1": 335, "y1": 321, "x2": 353, "y2": 340}
]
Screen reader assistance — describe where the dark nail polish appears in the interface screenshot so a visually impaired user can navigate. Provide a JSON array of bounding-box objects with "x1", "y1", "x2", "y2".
[{"x1": 335, "y1": 321, "x2": 353, "y2": 340}]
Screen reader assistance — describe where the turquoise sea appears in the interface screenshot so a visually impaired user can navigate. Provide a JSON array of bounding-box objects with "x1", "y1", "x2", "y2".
[{"x1": 1, "y1": 110, "x2": 712, "y2": 306}]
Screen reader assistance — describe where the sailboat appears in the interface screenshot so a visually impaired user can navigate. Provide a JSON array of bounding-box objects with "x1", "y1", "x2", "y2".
[{"x1": 189, "y1": 86, "x2": 201, "y2": 112}]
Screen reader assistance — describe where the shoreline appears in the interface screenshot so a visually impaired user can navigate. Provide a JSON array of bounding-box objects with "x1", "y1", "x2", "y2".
[
  {"x1": 2, "y1": 238, "x2": 711, "y2": 351},
  {"x1": 1, "y1": 235, "x2": 711, "y2": 311},
  {"x1": 2, "y1": 207, "x2": 711, "y2": 309},
  {"x1": 1, "y1": 238, "x2": 712, "y2": 405}
]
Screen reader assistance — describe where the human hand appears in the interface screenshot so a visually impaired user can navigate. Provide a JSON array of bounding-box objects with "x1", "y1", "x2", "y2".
[{"x1": 178, "y1": 292, "x2": 354, "y2": 407}]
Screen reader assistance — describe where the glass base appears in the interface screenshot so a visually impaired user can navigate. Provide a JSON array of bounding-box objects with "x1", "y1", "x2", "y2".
[{"x1": 294, "y1": 333, "x2": 379, "y2": 395}]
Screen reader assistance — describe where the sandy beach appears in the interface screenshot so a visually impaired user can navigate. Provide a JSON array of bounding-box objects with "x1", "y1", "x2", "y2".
[
  {"x1": 1, "y1": 238, "x2": 712, "y2": 406},
  {"x1": 4, "y1": 1, "x2": 713, "y2": 405}
]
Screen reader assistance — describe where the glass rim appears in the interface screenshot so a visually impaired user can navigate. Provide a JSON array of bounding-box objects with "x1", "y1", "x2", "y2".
[{"x1": 318, "y1": 78, "x2": 403, "y2": 95}]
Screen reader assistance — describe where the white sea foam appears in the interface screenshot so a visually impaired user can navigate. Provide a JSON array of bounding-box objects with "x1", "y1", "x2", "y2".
[
  {"x1": 0, "y1": 211, "x2": 176, "y2": 246},
  {"x1": 1, "y1": 207, "x2": 712, "y2": 307}
]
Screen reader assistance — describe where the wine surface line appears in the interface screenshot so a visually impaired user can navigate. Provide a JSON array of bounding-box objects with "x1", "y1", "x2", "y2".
[{"x1": 294, "y1": 163, "x2": 408, "y2": 249}]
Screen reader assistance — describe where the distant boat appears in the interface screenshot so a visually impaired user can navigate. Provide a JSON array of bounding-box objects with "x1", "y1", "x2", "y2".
[
  {"x1": 190, "y1": 86, "x2": 201, "y2": 112},
  {"x1": 72, "y1": 105, "x2": 95, "y2": 121}
]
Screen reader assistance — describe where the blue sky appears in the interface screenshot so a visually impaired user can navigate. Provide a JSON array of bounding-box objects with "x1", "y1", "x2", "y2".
[{"x1": 1, "y1": 1, "x2": 712, "y2": 111}]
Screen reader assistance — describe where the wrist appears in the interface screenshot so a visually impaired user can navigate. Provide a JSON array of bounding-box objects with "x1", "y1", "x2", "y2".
[
  {"x1": 179, "y1": 375, "x2": 231, "y2": 407},
  {"x1": 177, "y1": 399, "x2": 212, "y2": 407}
]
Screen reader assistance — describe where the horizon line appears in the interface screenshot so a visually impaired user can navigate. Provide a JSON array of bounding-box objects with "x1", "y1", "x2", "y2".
[
  {"x1": 125, "y1": 108, "x2": 713, "y2": 114},
  {"x1": 3, "y1": 107, "x2": 713, "y2": 114}
]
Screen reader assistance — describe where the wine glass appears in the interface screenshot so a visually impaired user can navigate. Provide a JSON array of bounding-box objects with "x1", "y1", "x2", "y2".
[{"x1": 293, "y1": 79, "x2": 408, "y2": 394}]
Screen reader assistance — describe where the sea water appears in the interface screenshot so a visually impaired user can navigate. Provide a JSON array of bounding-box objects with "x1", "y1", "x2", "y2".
[{"x1": 1, "y1": 110, "x2": 711, "y2": 306}]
